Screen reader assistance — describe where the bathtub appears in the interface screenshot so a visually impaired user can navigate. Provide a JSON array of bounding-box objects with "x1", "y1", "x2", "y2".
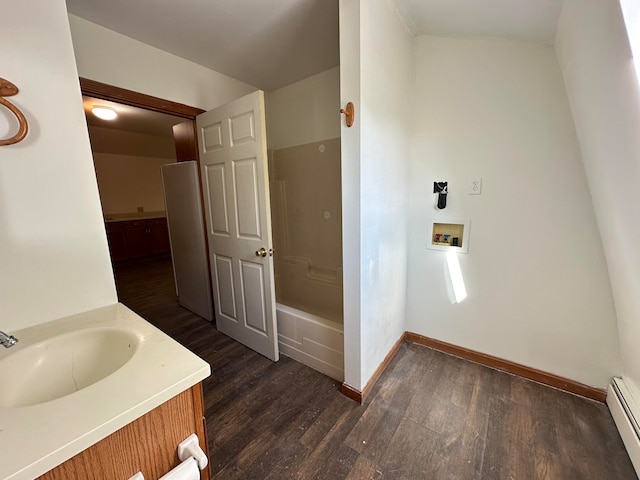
[
  {"x1": 268, "y1": 139, "x2": 344, "y2": 380},
  {"x1": 273, "y1": 256, "x2": 343, "y2": 321},
  {"x1": 276, "y1": 303, "x2": 344, "y2": 381}
]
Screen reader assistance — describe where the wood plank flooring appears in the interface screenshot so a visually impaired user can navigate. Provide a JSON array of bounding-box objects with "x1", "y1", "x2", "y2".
[{"x1": 114, "y1": 256, "x2": 637, "y2": 479}]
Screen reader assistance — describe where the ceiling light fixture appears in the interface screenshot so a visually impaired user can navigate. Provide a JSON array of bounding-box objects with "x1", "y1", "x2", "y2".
[{"x1": 92, "y1": 106, "x2": 117, "y2": 120}]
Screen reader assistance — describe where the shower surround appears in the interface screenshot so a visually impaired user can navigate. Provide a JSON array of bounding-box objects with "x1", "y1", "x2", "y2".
[{"x1": 268, "y1": 137, "x2": 344, "y2": 380}]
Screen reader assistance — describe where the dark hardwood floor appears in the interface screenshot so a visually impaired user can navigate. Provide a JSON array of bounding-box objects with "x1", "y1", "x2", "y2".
[{"x1": 114, "y1": 256, "x2": 637, "y2": 479}]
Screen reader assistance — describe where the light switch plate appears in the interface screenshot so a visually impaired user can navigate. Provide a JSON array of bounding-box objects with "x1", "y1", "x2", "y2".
[{"x1": 469, "y1": 177, "x2": 482, "y2": 195}]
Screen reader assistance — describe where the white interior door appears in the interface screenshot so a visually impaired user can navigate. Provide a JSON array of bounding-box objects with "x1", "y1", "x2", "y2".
[
  {"x1": 161, "y1": 161, "x2": 213, "y2": 321},
  {"x1": 196, "y1": 91, "x2": 278, "y2": 361}
]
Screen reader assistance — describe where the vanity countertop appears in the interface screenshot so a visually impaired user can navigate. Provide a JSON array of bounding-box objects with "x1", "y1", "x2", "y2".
[
  {"x1": 104, "y1": 211, "x2": 166, "y2": 222},
  {"x1": 0, "y1": 303, "x2": 210, "y2": 480}
]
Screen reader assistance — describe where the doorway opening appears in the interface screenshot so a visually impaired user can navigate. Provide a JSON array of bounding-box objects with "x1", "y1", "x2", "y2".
[
  {"x1": 81, "y1": 78, "x2": 345, "y2": 381},
  {"x1": 80, "y1": 78, "x2": 205, "y2": 306}
]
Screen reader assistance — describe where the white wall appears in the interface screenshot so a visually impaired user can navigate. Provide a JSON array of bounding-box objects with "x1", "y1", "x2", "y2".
[
  {"x1": 88, "y1": 127, "x2": 175, "y2": 159},
  {"x1": 93, "y1": 153, "x2": 173, "y2": 214},
  {"x1": 340, "y1": 0, "x2": 413, "y2": 390},
  {"x1": 265, "y1": 67, "x2": 341, "y2": 149},
  {"x1": 68, "y1": 15, "x2": 256, "y2": 111},
  {"x1": 339, "y1": 0, "x2": 363, "y2": 389},
  {"x1": 359, "y1": 0, "x2": 413, "y2": 388},
  {"x1": 405, "y1": 36, "x2": 621, "y2": 388},
  {"x1": 555, "y1": 0, "x2": 640, "y2": 394},
  {"x1": 0, "y1": 1, "x2": 117, "y2": 332},
  {"x1": 89, "y1": 127, "x2": 175, "y2": 215}
]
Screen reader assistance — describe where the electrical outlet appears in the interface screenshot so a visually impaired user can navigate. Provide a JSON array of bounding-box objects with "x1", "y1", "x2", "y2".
[{"x1": 469, "y1": 177, "x2": 482, "y2": 195}]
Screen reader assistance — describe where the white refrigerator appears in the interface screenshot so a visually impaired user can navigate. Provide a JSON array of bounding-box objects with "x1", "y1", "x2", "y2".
[{"x1": 161, "y1": 161, "x2": 213, "y2": 321}]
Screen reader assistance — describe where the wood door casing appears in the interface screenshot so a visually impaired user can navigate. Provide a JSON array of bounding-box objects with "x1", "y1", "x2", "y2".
[{"x1": 173, "y1": 120, "x2": 199, "y2": 162}]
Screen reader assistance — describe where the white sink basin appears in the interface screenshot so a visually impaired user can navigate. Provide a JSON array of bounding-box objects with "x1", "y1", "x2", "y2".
[
  {"x1": 0, "y1": 327, "x2": 139, "y2": 407},
  {"x1": 0, "y1": 304, "x2": 211, "y2": 480}
]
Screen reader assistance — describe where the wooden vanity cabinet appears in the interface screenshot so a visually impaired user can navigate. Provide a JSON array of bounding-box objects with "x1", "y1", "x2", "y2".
[
  {"x1": 37, "y1": 383, "x2": 210, "y2": 480},
  {"x1": 123, "y1": 219, "x2": 150, "y2": 259},
  {"x1": 105, "y1": 221, "x2": 128, "y2": 262},
  {"x1": 148, "y1": 218, "x2": 171, "y2": 255},
  {"x1": 105, "y1": 217, "x2": 170, "y2": 262}
]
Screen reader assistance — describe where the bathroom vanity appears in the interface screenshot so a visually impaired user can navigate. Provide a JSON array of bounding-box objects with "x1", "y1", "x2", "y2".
[
  {"x1": 37, "y1": 384, "x2": 209, "y2": 479},
  {"x1": 105, "y1": 215, "x2": 171, "y2": 262},
  {"x1": 0, "y1": 304, "x2": 211, "y2": 480}
]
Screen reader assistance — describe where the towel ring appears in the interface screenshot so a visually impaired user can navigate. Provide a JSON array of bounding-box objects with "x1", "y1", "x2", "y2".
[{"x1": 0, "y1": 77, "x2": 28, "y2": 146}]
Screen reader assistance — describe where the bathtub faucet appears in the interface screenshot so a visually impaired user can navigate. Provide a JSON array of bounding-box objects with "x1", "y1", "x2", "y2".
[{"x1": 0, "y1": 331, "x2": 18, "y2": 348}]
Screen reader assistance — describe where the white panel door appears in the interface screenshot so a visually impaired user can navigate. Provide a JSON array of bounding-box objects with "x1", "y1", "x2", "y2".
[
  {"x1": 161, "y1": 161, "x2": 213, "y2": 321},
  {"x1": 197, "y1": 91, "x2": 278, "y2": 361}
]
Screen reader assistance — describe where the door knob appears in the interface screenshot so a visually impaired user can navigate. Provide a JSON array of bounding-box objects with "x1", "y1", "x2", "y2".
[{"x1": 255, "y1": 248, "x2": 274, "y2": 258}]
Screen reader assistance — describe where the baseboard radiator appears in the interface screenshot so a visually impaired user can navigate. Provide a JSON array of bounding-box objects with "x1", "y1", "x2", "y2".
[{"x1": 608, "y1": 377, "x2": 640, "y2": 476}]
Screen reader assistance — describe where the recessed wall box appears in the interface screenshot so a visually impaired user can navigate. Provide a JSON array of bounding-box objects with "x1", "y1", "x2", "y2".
[{"x1": 427, "y1": 219, "x2": 470, "y2": 253}]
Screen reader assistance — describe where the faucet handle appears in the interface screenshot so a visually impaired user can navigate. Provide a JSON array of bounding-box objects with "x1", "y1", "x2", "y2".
[{"x1": 0, "y1": 331, "x2": 18, "y2": 348}]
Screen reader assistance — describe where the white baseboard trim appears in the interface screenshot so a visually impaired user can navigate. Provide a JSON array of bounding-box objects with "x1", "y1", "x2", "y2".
[{"x1": 607, "y1": 378, "x2": 640, "y2": 477}]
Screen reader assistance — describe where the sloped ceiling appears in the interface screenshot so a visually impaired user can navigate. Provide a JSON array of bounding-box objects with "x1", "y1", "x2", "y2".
[
  {"x1": 67, "y1": 0, "x2": 564, "y2": 91},
  {"x1": 392, "y1": 0, "x2": 564, "y2": 44},
  {"x1": 66, "y1": 0, "x2": 340, "y2": 91}
]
